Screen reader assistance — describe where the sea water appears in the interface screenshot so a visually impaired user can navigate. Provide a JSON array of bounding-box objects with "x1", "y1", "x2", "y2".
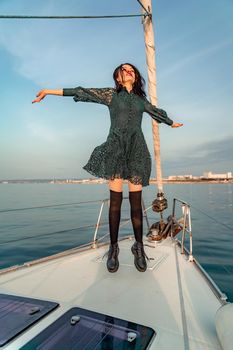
[{"x1": 0, "y1": 183, "x2": 232, "y2": 301}]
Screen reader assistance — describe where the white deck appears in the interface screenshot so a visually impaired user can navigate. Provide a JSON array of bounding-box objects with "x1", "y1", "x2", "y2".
[{"x1": 0, "y1": 237, "x2": 223, "y2": 349}]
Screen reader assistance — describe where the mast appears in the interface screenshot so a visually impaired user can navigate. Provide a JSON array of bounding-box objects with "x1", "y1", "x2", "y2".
[{"x1": 140, "y1": 0, "x2": 167, "y2": 213}]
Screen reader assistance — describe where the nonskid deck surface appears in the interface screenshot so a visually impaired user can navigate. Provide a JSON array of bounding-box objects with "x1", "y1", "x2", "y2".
[{"x1": 0, "y1": 237, "x2": 222, "y2": 349}]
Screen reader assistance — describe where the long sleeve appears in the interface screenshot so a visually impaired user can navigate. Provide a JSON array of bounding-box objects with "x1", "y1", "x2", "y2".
[
  {"x1": 63, "y1": 87, "x2": 115, "y2": 106},
  {"x1": 144, "y1": 99, "x2": 173, "y2": 126}
]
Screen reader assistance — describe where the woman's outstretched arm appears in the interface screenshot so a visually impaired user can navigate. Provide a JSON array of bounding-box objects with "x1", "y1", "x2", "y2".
[
  {"x1": 143, "y1": 99, "x2": 183, "y2": 128},
  {"x1": 32, "y1": 89, "x2": 63, "y2": 103},
  {"x1": 32, "y1": 87, "x2": 114, "y2": 106}
]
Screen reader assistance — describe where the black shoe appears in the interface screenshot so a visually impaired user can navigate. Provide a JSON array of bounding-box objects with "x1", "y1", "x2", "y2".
[
  {"x1": 107, "y1": 243, "x2": 119, "y2": 273},
  {"x1": 131, "y1": 241, "x2": 147, "y2": 272}
]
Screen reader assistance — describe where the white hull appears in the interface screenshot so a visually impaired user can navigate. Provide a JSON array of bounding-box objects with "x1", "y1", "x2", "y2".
[{"x1": 0, "y1": 236, "x2": 226, "y2": 349}]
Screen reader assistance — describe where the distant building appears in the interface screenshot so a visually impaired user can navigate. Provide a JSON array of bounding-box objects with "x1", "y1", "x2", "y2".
[
  {"x1": 202, "y1": 171, "x2": 232, "y2": 179},
  {"x1": 168, "y1": 175, "x2": 193, "y2": 180}
]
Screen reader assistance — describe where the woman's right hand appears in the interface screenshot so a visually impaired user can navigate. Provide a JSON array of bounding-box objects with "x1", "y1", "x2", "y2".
[{"x1": 32, "y1": 90, "x2": 47, "y2": 103}]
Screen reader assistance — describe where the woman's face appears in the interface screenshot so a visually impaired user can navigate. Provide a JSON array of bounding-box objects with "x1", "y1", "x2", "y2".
[{"x1": 117, "y1": 64, "x2": 135, "y2": 86}]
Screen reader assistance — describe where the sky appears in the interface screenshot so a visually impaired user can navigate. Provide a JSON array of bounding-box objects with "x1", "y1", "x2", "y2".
[{"x1": 0, "y1": 0, "x2": 232, "y2": 180}]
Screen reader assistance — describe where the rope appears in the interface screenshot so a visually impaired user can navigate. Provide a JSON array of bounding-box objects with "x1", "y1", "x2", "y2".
[{"x1": 0, "y1": 14, "x2": 147, "y2": 20}]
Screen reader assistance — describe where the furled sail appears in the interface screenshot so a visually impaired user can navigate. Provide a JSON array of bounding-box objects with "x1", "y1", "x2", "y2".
[{"x1": 141, "y1": 0, "x2": 168, "y2": 214}]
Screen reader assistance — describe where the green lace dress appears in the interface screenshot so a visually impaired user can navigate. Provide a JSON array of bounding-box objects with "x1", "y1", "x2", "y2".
[{"x1": 63, "y1": 87, "x2": 173, "y2": 187}]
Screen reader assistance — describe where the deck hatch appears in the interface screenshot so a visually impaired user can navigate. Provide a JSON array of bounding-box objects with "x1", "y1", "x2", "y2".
[
  {"x1": 0, "y1": 294, "x2": 59, "y2": 347},
  {"x1": 21, "y1": 307, "x2": 155, "y2": 349}
]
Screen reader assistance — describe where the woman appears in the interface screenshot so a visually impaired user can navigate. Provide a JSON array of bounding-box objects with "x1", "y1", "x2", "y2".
[{"x1": 33, "y1": 63, "x2": 182, "y2": 273}]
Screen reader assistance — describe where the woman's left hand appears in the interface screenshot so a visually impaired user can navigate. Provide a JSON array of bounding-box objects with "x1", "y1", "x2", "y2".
[
  {"x1": 171, "y1": 123, "x2": 183, "y2": 128},
  {"x1": 32, "y1": 90, "x2": 47, "y2": 103}
]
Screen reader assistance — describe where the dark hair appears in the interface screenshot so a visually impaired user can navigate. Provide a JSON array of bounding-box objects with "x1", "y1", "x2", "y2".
[{"x1": 113, "y1": 63, "x2": 146, "y2": 98}]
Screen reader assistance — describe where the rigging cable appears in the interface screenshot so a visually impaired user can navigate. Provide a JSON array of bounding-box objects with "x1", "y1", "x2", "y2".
[
  {"x1": 190, "y1": 204, "x2": 233, "y2": 233},
  {"x1": 136, "y1": 0, "x2": 151, "y2": 18},
  {"x1": 0, "y1": 197, "x2": 127, "y2": 213},
  {"x1": 0, "y1": 218, "x2": 131, "y2": 246},
  {"x1": 0, "y1": 224, "x2": 97, "y2": 246},
  {"x1": 0, "y1": 13, "x2": 148, "y2": 20},
  {"x1": 0, "y1": 199, "x2": 109, "y2": 213}
]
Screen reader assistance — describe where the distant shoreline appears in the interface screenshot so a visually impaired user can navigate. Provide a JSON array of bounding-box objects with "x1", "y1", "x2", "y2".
[
  {"x1": 156, "y1": 180, "x2": 233, "y2": 184},
  {"x1": 1, "y1": 178, "x2": 233, "y2": 185}
]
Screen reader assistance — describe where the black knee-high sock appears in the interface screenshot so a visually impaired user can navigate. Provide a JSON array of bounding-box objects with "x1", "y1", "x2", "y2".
[
  {"x1": 129, "y1": 191, "x2": 143, "y2": 243},
  {"x1": 109, "y1": 190, "x2": 123, "y2": 244}
]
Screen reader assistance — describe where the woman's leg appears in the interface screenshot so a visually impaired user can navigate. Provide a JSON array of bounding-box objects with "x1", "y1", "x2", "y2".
[
  {"x1": 128, "y1": 181, "x2": 147, "y2": 272},
  {"x1": 108, "y1": 179, "x2": 123, "y2": 244},
  {"x1": 107, "y1": 179, "x2": 123, "y2": 272},
  {"x1": 128, "y1": 182, "x2": 143, "y2": 243}
]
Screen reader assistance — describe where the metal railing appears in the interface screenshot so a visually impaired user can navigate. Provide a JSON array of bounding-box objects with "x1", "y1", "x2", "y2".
[
  {"x1": 0, "y1": 196, "x2": 150, "y2": 250},
  {"x1": 172, "y1": 198, "x2": 193, "y2": 262},
  {"x1": 1, "y1": 195, "x2": 229, "y2": 303},
  {"x1": 0, "y1": 195, "x2": 195, "y2": 262},
  {"x1": 92, "y1": 197, "x2": 151, "y2": 248},
  {"x1": 92, "y1": 199, "x2": 109, "y2": 248},
  {"x1": 171, "y1": 198, "x2": 229, "y2": 302}
]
